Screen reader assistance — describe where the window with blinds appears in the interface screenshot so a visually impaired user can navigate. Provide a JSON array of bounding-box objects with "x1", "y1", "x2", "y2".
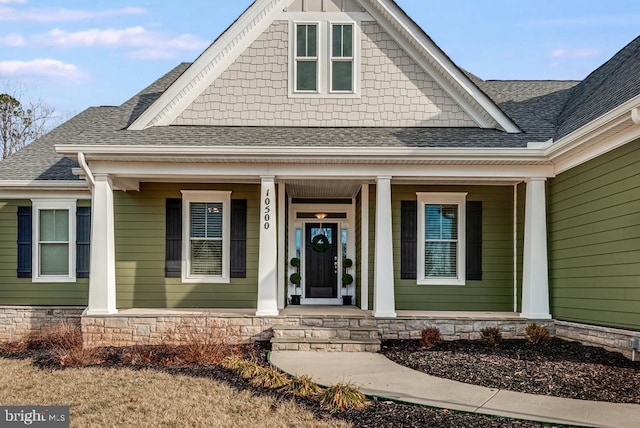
[
  {"x1": 181, "y1": 190, "x2": 231, "y2": 283},
  {"x1": 417, "y1": 193, "x2": 467, "y2": 285}
]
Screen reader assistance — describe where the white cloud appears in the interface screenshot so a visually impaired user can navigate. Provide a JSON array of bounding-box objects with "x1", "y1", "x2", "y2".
[
  {"x1": 0, "y1": 59, "x2": 87, "y2": 81},
  {"x1": 551, "y1": 48, "x2": 601, "y2": 58},
  {"x1": 0, "y1": 6, "x2": 146, "y2": 22},
  {"x1": 0, "y1": 33, "x2": 26, "y2": 46},
  {"x1": 36, "y1": 27, "x2": 209, "y2": 59}
]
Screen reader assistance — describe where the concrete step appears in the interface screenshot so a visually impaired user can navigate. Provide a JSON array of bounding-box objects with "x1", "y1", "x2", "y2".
[
  {"x1": 271, "y1": 324, "x2": 381, "y2": 352},
  {"x1": 272, "y1": 325, "x2": 379, "y2": 341},
  {"x1": 271, "y1": 337, "x2": 381, "y2": 352}
]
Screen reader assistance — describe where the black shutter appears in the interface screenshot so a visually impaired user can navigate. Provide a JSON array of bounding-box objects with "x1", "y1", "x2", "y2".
[
  {"x1": 17, "y1": 206, "x2": 32, "y2": 278},
  {"x1": 165, "y1": 199, "x2": 182, "y2": 278},
  {"x1": 466, "y1": 201, "x2": 482, "y2": 281},
  {"x1": 230, "y1": 199, "x2": 247, "y2": 278},
  {"x1": 76, "y1": 207, "x2": 91, "y2": 278},
  {"x1": 400, "y1": 200, "x2": 417, "y2": 280}
]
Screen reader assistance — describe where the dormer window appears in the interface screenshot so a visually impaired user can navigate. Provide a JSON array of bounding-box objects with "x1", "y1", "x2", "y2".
[
  {"x1": 331, "y1": 24, "x2": 353, "y2": 92},
  {"x1": 295, "y1": 24, "x2": 318, "y2": 92},
  {"x1": 290, "y1": 21, "x2": 359, "y2": 98}
]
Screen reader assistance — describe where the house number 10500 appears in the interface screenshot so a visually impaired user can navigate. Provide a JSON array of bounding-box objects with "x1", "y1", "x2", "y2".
[{"x1": 263, "y1": 189, "x2": 271, "y2": 230}]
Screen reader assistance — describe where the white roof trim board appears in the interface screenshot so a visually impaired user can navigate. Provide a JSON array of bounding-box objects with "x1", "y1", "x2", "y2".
[{"x1": 128, "y1": 0, "x2": 520, "y2": 133}]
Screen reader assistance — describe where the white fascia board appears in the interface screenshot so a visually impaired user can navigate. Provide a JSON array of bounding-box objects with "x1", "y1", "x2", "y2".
[
  {"x1": 0, "y1": 180, "x2": 88, "y2": 189},
  {"x1": 128, "y1": 0, "x2": 293, "y2": 130},
  {"x1": 84, "y1": 160, "x2": 554, "y2": 180},
  {"x1": 56, "y1": 144, "x2": 546, "y2": 162},
  {"x1": 363, "y1": 0, "x2": 520, "y2": 133}
]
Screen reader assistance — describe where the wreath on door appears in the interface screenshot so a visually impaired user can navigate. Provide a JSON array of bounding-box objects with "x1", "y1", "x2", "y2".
[{"x1": 311, "y1": 234, "x2": 331, "y2": 253}]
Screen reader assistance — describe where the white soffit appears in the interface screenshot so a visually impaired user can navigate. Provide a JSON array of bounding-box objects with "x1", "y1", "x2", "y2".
[{"x1": 285, "y1": 179, "x2": 363, "y2": 197}]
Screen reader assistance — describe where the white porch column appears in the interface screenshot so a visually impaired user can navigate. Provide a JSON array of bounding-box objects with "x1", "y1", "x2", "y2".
[
  {"x1": 373, "y1": 176, "x2": 396, "y2": 318},
  {"x1": 277, "y1": 182, "x2": 286, "y2": 310},
  {"x1": 360, "y1": 184, "x2": 369, "y2": 311},
  {"x1": 86, "y1": 174, "x2": 117, "y2": 315},
  {"x1": 521, "y1": 178, "x2": 551, "y2": 319},
  {"x1": 256, "y1": 176, "x2": 279, "y2": 316}
]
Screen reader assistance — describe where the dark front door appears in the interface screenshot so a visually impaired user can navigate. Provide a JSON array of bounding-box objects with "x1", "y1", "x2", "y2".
[{"x1": 305, "y1": 223, "x2": 338, "y2": 298}]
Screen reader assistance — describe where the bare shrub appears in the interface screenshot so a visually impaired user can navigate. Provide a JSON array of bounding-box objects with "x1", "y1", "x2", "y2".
[
  {"x1": 165, "y1": 319, "x2": 241, "y2": 366},
  {"x1": 420, "y1": 327, "x2": 444, "y2": 349},
  {"x1": 25, "y1": 321, "x2": 82, "y2": 351},
  {"x1": 480, "y1": 325, "x2": 502, "y2": 348},
  {"x1": 526, "y1": 323, "x2": 551, "y2": 345}
]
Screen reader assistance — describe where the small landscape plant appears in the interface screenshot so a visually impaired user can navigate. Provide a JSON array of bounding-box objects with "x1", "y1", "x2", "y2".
[
  {"x1": 238, "y1": 361, "x2": 265, "y2": 379},
  {"x1": 420, "y1": 327, "x2": 444, "y2": 349},
  {"x1": 480, "y1": 325, "x2": 502, "y2": 348},
  {"x1": 282, "y1": 375, "x2": 324, "y2": 397},
  {"x1": 525, "y1": 323, "x2": 551, "y2": 345},
  {"x1": 249, "y1": 366, "x2": 290, "y2": 389},
  {"x1": 320, "y1": 383, "x2": 370, "y2": 413}
]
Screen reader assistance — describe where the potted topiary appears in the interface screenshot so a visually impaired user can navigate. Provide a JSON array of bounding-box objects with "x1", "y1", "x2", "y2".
[
  {"x1": 290, "y1": 257, "x2": 301, "y2": 305},
  {"x1": 342, "y1": 258, "x2": 354, "y2": 305}
]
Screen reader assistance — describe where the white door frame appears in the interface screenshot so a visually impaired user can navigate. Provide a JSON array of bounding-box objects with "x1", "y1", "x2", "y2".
[{"x1": 287, "y1": 201, "x2": 356, "y2": 305}]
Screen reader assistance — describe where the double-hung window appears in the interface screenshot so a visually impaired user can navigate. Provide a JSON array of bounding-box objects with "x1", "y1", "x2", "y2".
[
  {"x1": 417, "y1": 193, "x2": 466, "y2": 285},
  {"x1": 290, "y1": 21, "x2": 359, "y2": 96},
  {"x1": 181, "y1": 191, "x2": 231, "y2": 283},
  {"x1": 32, "y1": 200, "x2": 76, "y2": 282},
  {"x1": 295, "y1": 24, "x2": 318, "y2": 92},
  {"x1": 331, "y1": 24, "x2": 353, "y2": 92}
]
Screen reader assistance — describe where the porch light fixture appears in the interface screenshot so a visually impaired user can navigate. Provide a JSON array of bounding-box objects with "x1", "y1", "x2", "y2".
[{"x1": 315, "y1": 213, "x2": 328, "y2": 220}]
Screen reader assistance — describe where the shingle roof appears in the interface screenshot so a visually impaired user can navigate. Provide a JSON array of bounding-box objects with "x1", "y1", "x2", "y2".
[
  {"x1": 0, "y1": 35, "x2": 637, "y2": 183},
  {"x1": 555, "y1": 36, "x2": 640, "y2": 139}
]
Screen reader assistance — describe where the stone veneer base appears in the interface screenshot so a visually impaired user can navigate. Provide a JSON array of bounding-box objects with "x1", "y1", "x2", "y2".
[{"x1": 1, "y1": 307, "x2": 639, "y2": 359}]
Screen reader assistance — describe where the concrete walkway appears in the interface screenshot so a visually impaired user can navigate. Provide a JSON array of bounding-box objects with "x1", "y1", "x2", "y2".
[{"x1": 270, "y1": 351, "x2": 640, "y2": 428}]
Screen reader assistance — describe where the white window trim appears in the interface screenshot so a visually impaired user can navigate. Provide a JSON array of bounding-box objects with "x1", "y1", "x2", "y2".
[
  {"x1": 417, "y1": 192, "x2": 467, "y2": 286},
  {"x1": 32, "y1": 199, "x2": 77, "y2": 283},
  {"x1": 288, "y1": 20, "x2": 361, "y2": 98},
  {"x1": 293, "y1": 21, "x2": 320, "y2": 94},
  {"x1": 181, "y1": 190, "x2": 232, "y2": 284},
  {"x1": 329, "y1": 21, "x2": 356, "y2": 94}
]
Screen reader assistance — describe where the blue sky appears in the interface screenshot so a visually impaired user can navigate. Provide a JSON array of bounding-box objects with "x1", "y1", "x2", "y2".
[{"x1": 1, "y1": 0, "x2": 638, "y2": 116}]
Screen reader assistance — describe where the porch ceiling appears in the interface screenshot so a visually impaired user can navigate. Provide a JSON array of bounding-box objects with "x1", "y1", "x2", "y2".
[{"x1": 285, "y1": 179, "x2": 363, "y2": 198}]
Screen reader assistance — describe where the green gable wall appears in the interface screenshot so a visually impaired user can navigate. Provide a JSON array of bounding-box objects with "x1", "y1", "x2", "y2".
[
  {"x1": 114, "y1": 183, "x2": 260, "y2": 309},
  {"x1": 548, "y1": 138, "x2": 640, "y2": 330},
  {"x1": 388, "y1": 185, "x2": 515, "y2": 311},
  {"x1": 0, "y1": 199, "x2": 90, "y2": 306}
]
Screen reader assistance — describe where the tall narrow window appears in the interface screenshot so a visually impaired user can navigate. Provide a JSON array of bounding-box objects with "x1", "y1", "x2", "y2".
[
  {"x1": 295, "y1": 24, "x2": 318, "y2": 91},
  {"x1": 331, "y1": 24, "x2": 353, "y2": 92},
  {"x1": 181, "y1": 191, "x2": 231, "y2": 283},
  {"x1": 417, "y1": 193, "x2": 466, "y2": 285},
  {"x1": 32, "y1": 200, "x2": 76, "y2": 282}
]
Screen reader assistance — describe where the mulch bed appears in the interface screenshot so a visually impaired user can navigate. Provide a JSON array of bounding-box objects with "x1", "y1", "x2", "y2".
[
  {"x1": 381, "y1": 338, "x2": 640, "y2": 404},
  {"x1": 2, "y1": 342, "x2": 556, "y2": 428}
]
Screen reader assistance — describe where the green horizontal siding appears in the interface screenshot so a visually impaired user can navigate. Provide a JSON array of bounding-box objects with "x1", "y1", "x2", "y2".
[
  {"x1": 390, "y1": 185, "x2": 515, "y2": 311},
  {"x1": 0, "y1": 200, "x2": 89, "y2": 306},
  {"x1": 114, "y1": 182, "x2": 260, "y2": 309},
  {"x1": 548, "y1": 138, "x2": 640, "y2": 330}
]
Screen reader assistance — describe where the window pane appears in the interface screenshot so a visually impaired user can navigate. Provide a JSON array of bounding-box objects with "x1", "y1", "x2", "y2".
[
  {"x1": 311, "y1": 227, "x2": 332, "y2": 243},
  {"x1": 332, "y1": 61, "x2": 352, "y2": 91},
  {"x1": 297, "y1": 60, "x2": 317, "y2": 91},
  {"x1": 40, "y1": 210, "x2": 68, "y2": 242},
  {"x1": 297, "y1": 24, "x2": 317, "y2": 57},
  {"x1": 40, "y1": 243, "x2": 69, "y2": 275},
  {"x1": 190, "y1": 203, "x2": 223, "y2": 239},
  {"x1": 425, "y1": 204, "x2": 457, "y2": 240},
  {"x1": 332, "y1": 24, "x2": 353, "y2": 57},
  {"x1": 341, "y1": 228, "x2": 348, "y2": 258},
  {"x1": 190, "y1": 240, "x2": 223, "y2": 276},
  {"x1": 296, "y1": 25, "x2": 307, "y2": 57},
  {"x1": 425, "y1": 242, "x2": 457, "y2": 278},
  {"x1": 295, "y1": 228, "x2": 302, "y2": 259}
]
